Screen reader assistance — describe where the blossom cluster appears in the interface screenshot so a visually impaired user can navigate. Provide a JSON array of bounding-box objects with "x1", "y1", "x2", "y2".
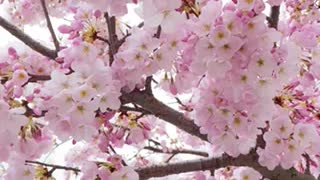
[{"x1": 2, "y1": 0, "x2": 320, "y2": 179}]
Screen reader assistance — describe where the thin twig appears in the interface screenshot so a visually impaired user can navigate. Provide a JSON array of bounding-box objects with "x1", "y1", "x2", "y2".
[
  {"x1": 40, "y1": 0, "x2": 60, "y2": 52},
  {"x1": 153, "y1": 26, "x2": 161, "y2": 39},
  {"x1": 0, "y1": 16, "x2": 57, "y2": 59},
  {"x1": 96, "y1": 36, "x2": 110, "y2": 44},
  {"x1": 119, "y1": 105, "x2": 151, "y2": 114},
  {"x1": 144, "y1": 146, "x2": 209, "y2": 157},
  {"x1": 25, "y1": 160, "x2": 80, "y2": 173},
  {"x1": 109, "y1": 145, "x2": 128, "y2": 166},
  {"x1": 148, "y1": 139, "x2": 162, "y2": 146},
  {"x1": 165, "y1": 154, "x2": 176, "y2": 163}
]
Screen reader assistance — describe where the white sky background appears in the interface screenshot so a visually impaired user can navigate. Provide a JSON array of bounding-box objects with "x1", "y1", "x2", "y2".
[{"x1": 0, "y1": 2, "x2": 286, "y2": 179}]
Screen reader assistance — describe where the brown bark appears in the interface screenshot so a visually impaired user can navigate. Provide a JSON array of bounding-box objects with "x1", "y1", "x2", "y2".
[{"x1": 0, "y1": 16, "x2": 57, "y2": 59}]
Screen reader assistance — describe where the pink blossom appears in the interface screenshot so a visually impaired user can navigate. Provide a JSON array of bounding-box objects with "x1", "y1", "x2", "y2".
[
  {"x1": 237, "y1": 0, "x2": 256, "y2": 11},
  {"x1": 12, "y1": 69, "x2": 29, "y2": 86},
  {"x1": 215, "y1": 36, "x2": 243, "y2": 60},
  {"x1": 232, "y1": 167, "x2": 262, "y2": 180}
]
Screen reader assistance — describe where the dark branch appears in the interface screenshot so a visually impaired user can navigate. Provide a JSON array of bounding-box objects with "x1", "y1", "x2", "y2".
[
  {"x1": 136, "y1": 152, "x2": 315, "y2": 180},
  {"x1": 154, "y1": 26, "x2": 161, "y2": 39},
  {"x1": 120, "y1": 90, "x2": 208, "y2": 142},
  {"x1": 28, "y1": 74, "x2": 51, "y2": 82},
  {"x1": 0, "y1": 16, "x2": 57, "y2": 59},
  {"x1": 105, "y1": 13, "x2": 118, "y2": 66},
  {"x1": 40, "y1": 0, "x2": 60, "y2": 52},
  {"x1": 267, "y1": 6, "x2": 280, "y2": 29},
  {"x1": 145, "y1": 76, "x2": 153, "y2": 95}
]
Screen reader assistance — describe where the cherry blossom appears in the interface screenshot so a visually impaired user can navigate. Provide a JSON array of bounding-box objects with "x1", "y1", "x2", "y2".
[{"x1": 1, "y1": 0, "x2": 320, "y2": 179}]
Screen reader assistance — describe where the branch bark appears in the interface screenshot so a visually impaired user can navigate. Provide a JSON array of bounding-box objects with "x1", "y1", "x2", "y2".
[
  {"x1": 0, "y1": 16, "x2": 57, "y2": 59},
  {"x1": 121, "y1": 90, "x2": 208, "y2": 142},
  {"x1": 105, "y1": 13, "x2": 118, "y2": 66},
  {"x1": 122, "y1": 90, "x2": 317, "y2": 180},
  {"x1": 136, "y1": 152, "x2": 315, "y2": 180},
  {"x1": 40, "y1": 0, "x2": 60, "y2": 52},
  {"x1": 267, "y1": 6, "x2": 280, "y2": 29}
]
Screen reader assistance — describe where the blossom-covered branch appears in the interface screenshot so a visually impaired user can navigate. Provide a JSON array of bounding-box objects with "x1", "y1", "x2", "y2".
[
  {"x1": 121, "y1": 88, "x2": 316, "y2": 179},
  {"x1": 121, "y1": 90, "x2": 208, "y2": 142},
  {"x1": 1, "y1": 1, "x2": 320, "y2": 179}
]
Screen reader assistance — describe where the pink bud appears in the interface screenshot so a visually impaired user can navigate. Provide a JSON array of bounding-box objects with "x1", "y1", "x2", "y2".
[
  {"x1": 93, "y1": 10, "x2": 102, "y2": 18},
  {"x1": 69, "y1": 7, "x2": 78, "y2": 13},
  {"x1": 5, "y1": 80, "x2": 13, "y2": 89},
  {"x1": 33, "y1": 88, "x2": 41, "y2": 94},
  {"x1": 58, "y1": 25, "x2": 73, "y2": 34},
  {"x1": 26, "y1": 95, "x2": 34, "y2": 102},
  {"x1": 125, "y1": 137, "x2": 132, "y2": 145},
  {"x1": 8, "y1": 47, "x2": 16, "y2": 54},
  {"x1": 169, "y1": 82, "x2": 178, "y2": 95},
  {"x1": 33, "y1": 107, "x2": 42, "y2": 116},
  {"x1": 13, "y1": 86, "x2": 23, "y2": 98},
  {"x1": 32, "y1": 127, "x2": 42, "y2": 141},
  {"x1": 72, "y1": 139, "x2": 77, "y2": 144},
  {"x1": 115, "y1": 129, "x2": 125, "y2": 139},
  {"x1": 98, "y1": 135, "x2": 109, "y2": 152},
  {"x1": 12, "y1": 63, "x2": 23, "y2": 71},
  {"x1": 223, "y1": 2, "x2": 236, "y2": 12}
]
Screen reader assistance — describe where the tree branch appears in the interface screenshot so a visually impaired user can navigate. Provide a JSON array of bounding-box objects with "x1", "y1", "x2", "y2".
[
  {"x1": 120, "y1": 90, "x2": 208, "y2": 142},
  {"x1": 28, "y1": 74, "x2": 51, "y2": 82},
  {"x1": 105, "y1": 13, "x2": 118, "y2": 66},
  {"x1": 144, "y1": 146, "x2": 209, "y2": 157},
  {"x1": 40, "y1": 0, "x2": 60, "y2": 52},
  {"x1": 145, "y1": 76, "x2": 153, "y2": 95},
  {"x1": 25, "y1": 160, "x2": 80, "y2": 173},
  {"x1": 96, "y1": 35, "x2": 110, "y2": 44},
  {"x1": 121, "y1": 90, "x2": 317, "y2": 180},
  {"x1": 119, "y1": 105, "x2": 151, "y2": 115},
  {"x1": 0, "y1": 16, "x2": 57, "y2": 59},
  {"x1": 267, "y1": 6, "x2": 280, "y2": 29},
  {"x1": 136, "y1": 152, "x2": 315, "y2": 180}
]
